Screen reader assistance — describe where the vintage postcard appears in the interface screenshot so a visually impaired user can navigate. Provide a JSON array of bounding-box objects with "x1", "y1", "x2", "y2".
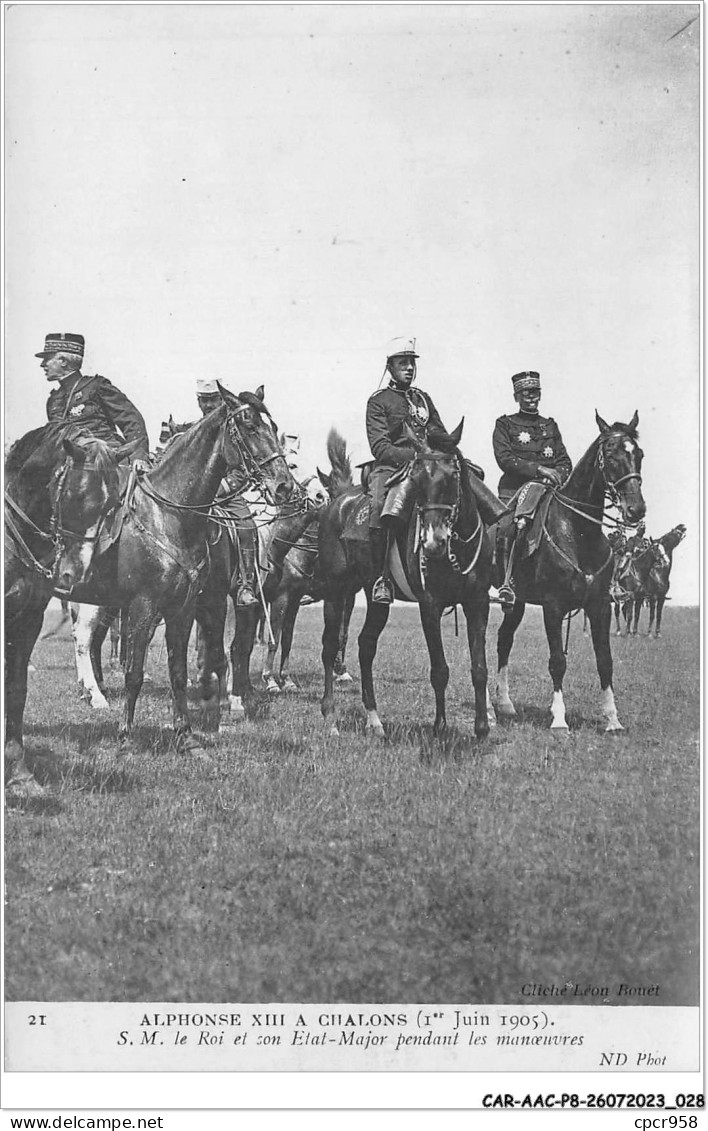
[{"x1": 3, "y1": 1, "x2": 701, "y2": 1117}]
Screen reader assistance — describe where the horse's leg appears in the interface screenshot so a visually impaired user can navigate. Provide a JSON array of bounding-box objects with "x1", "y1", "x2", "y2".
[
  {"x1": 334, "y1": 590, "x2": 355, "y2": 683},
  {"x1": 358, "y1": 593, "x2": 390, "y2": 739},
  {"x1": 71, "y1": 604, "x2": 109, "y2": 710},
  {"x1": 542, "y1": 604, "x2": 569, "y2": 731},
  {"x1": 613, "y1": 600, "x2": 622, "y2": 636},
  {"x1": 321, "y1": 594, "x2": 347, "y2": 734},
  {"x1": 647, "y1": 597, "x2": 656, "y2": 637},
  {"x1": 164, "y1": 611, "x2": 207, "y2": 755},
  {"x1": 119, "y1": 596, "x2": 157, "y2": 753},
  {"x1": 495, "y1": 602, "x2": 526, "y2": 717},
  {"x1": 194, "y1": 592, "x2": 228, "y2": 714},
  {"x1": 229, "y1": 604, "x2": 260, "y2": 719},
  {"x1": 5, "y1": 606, "x2": 46, "y2": 795},
  {"x1": 655, "y1": 597, "x2": 665, "y2": 639},
  {"x1": 587, "y1": 598, "x2": 623, "y2": 732},
  {"x1": 631, "y1": 598, "x2": 642, "y2": 636},
  {"x1": 462, "y1": 596, "x2": 491, "y2": 739},
  {"x1": 91, "y1": 612, "x2": 111, "y2": 692},
  {"x1": 416, "y1": 594, "x2": 450, "y2": 735},
  {"x1": 261, "y1": 595, "x2": 284, "y2": 695},
  {"x1": 278, "y1": 594, "x2": 302, "y2": 692}
]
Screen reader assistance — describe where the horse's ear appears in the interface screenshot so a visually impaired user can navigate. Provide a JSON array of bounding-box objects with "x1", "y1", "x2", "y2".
[
  {"x1": 627, "y1": 410, "x2": 639, "y2": 435},
  {"x1": 216, "y1": 381, "x2": 240, "y2": 409},
  {"x1": 448, "y1": 417, "x2": 464, "y2": 447},
  {"x1": 595, "y1": 410, "x2": 610, "y2": 434},
  {"x1": 62, "y1": 438, "x2": 88, "y2": 462},
  {"x1": 255, "y1": 385, "x2": 265, "y2": 402},
  {"x1": 403, "y1": 422, "x2": 426, "y2": 452},
  {"x1": 317, "y1": 467, "x2": 331, "y2": 489}
]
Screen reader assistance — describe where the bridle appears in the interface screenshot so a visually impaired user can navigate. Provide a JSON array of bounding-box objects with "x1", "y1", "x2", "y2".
[
  {"x1": 597, "y1": 432, "x2": 643, "y2": 506},
  {"x1": 5, "y1": 452, "x2": 120, "y2": 581},
  {"x1": 413, "y1": 453, "x2": 484, "y2": 576}
]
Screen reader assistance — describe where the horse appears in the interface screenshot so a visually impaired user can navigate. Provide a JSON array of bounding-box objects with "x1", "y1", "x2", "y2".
[
  {"x1": 257, "y1": 473, "x2": 353, "y2": 694},
  {"x1": 5, "y1": 425, "x2": 138, "y2": 793},
  {"x1": 197, "y1": 477, "x2": 324, "y2": 717},
  {"x1": 24, "y1": 385, "x2": 296, "y2": 766},
  {"x1": 494, "y1": 411, "x2": 645, "y2": 733},
  {"x1": 317, "y1": 423, "x2": 494, "y2": 740},
  {"x1": 645, "y1": 523, "x2": 687, "y2": 637}
]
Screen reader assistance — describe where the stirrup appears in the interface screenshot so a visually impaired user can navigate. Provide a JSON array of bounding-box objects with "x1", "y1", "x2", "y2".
[
  {"x1": 497, "y1": 581, "x2": 516, "y2": 609},
  {"x1": 235, "y1": 584, "x2": 259, "y2": 608},
  {"x1": 372, "y1": 576, "x2": 394, "y2": 604}
]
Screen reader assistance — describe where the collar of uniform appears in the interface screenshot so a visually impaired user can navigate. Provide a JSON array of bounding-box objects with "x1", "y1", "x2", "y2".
[{"x1": 58, "y1": 369, "x2": 85, "y2": 390}]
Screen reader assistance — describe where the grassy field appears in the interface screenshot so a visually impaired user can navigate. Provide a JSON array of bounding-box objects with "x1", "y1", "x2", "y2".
[{"x1": 4, "y1": 603, "x2": 700, "y2": 1005}]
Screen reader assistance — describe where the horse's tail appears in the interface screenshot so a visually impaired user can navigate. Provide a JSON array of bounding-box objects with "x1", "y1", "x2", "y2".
[{"x1": 326, "y1": 428, "x2": 353, "y2": 497}]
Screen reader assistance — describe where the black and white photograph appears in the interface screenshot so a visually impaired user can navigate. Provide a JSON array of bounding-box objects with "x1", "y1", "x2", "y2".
[{"x1": 3, "y1": 1, "x2": 701, "y2": 1120}]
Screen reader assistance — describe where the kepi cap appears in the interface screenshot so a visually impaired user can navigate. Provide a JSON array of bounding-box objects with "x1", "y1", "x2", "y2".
[
  {"x1": 512, "y1": 370, "x2": 541, "y2": 393},
  {"x1": 36, "y1": 332, "x2": 84, "y2": 358},
  {"x1": 196, "y1": 379, "x2": 220, "y2": 396},
  {"x1": 386, "y1": 336, "x2": 419, "y2": 360}
]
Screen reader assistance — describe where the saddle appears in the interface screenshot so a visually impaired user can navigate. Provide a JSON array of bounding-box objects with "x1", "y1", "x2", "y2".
[
  {"x1": 95, "y1": 462, "x2": 142, "y2": 556},
  {"x1": 493, "y1": 481, "x2": 554, "y2": 561}
]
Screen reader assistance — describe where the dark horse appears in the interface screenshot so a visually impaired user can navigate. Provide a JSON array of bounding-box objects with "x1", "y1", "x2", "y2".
[
  {"x1": 7, "y1": 386, "x2": 295, "y2": 790},
  {"x1": 494, "y1": 411, "x2": 645, "y2": 733},
  {"x1": 5, "y1": 425, "x2": 138, "y2": 793},
  {"x1": 317, "y1": 423, "x2": 494, "y2": 740},
  {"x1": 645, "y1": 524, "x2": 687, "y2": 637},
  {"x1": 198, "y1": 481, "x2": 322, "y2": 716}
]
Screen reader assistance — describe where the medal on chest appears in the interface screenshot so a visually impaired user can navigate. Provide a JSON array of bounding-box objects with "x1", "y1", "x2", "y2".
[{"x1": 406, "y1": 390, "x2": 430, "y2": 429}]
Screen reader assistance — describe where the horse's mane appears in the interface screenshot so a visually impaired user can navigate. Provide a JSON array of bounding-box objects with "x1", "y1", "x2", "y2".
[
  {"x1": 4, "y1": 422, "x2": 97, "y2": 477},
  {"x1": 326, "y1": 429, "x2": 353, "y2": 497}
]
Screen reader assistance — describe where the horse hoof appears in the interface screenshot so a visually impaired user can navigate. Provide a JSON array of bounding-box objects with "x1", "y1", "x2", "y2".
[
  {"x1": 495, "y1": 702, "x2": 517, "y2": 718},
  {"x1": 281, "y1": 678, "x2": 298, "y2": 693},
  {"x1": 179, "y1": 734, "x2": 210, "y2": 760},
  {"x1": 328, "y1": 724, "x2": 340, "y2": 738},
  {"x1": 550, "y1": 727, "x2": 570, "y2": 740},
  {"x1": 604, "y1": 724, "x2": 625, "y2": 736},
  {"x1": 6, "y1": 774, "x2": 44, "y2": 799},
  {"x1": 335, "y1": 672, "x2": 353, "y2": 685},
  {"x1": 366, "y1": 723, "x2": 386, "y2": 741},
  {"x1": 118, "y1": 740, "x2": 139, "y2": 758},
  {"x1": 265, "y1": 681, "x2": 281, "y2": 695}
]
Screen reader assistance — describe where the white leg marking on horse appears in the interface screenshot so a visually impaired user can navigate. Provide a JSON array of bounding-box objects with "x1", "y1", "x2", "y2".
[
  {"x1": 601, "y1": 687, "x2": 624, "y2": 732},
  {"x1": 263, "y1": 674, "x2": 281, "y2": 695},
  {"x1": 550, "y1": 690, "x2": 568, "y2": 730},
  {"x1": 281, "y1": 676, "x2": 298, "y2": 692},
  {"x1": 335, "y1": 670, "x2": 353, "y2": 684},
  {"x1": 365, "y1": 709, "x2": 386, "y2": 739},
  {"x1": 72, "y1": 606, "x2": 109, "y2": 709},
  {"x1": 486, "y1": 688, "x2": 497, "y2": 727},
  {"x1": 495, "y1": 666, "x2": 517, "y2": 716},
  {"x1": 228, "y1": 694, "x2": 245, "y2": 720}
]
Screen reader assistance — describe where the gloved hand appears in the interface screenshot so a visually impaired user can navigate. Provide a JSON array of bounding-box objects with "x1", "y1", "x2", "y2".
[
  {"x1": 132, "y1": 458, "x2": 150, "y2": 474},
  {"x1": 538, "y1": 466, "x2": 563, "y2": 486}
]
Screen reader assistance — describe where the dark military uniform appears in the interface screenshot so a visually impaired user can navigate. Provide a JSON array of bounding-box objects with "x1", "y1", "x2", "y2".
[
  {"x1": 366, "y1": 384, "x2": 448, "y2": 527},
  {"x1": 492, "y1": 411, "x2": 572, "y2": 500},
  {"x1": 46, "y1": 371, "x2": 150, "y2": 462}
]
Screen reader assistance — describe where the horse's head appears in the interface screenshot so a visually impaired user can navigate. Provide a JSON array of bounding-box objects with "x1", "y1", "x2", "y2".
[
  {"x1": 49, "y1": 436, "x2": 135, "y2": 593},
  {"x1": 218, "y1": 383, "x2": 296, "y2": 506},
  {"x1": 301, "y1": 473, "x2": 330, "y2": 509},
  {"x1": 663, "y1": 523, "x2": 687, "y2": 551},
  {"x1": 594, "y1": 410, "x2": 645, "y2": 525},
  {"x1": 405, "y1": 420, "x2": 464, "y2": 560}
]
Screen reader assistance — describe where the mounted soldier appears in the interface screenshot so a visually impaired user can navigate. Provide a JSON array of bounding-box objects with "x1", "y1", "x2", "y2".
[
  {"x1": 492, "y1": 369, "x2": 572, "y2": 608},
  {"x1": 366, "y1": 337, "x2": 503, "y2": 604},
  {"x1": 195, "y1": 378, "x2": 259, "y2": 607},
  {"x1": 38, "y1": 332, "x2": 150, "y2": 469}
]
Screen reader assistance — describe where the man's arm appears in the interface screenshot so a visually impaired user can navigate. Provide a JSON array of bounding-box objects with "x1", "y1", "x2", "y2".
[
  {"x1": 366, "y1": 395, "x2": 414, "y2": 466},
  {"x1": 548, "y1": 420, "x2": 573, "y2": 482},
  {"x1": 96, "y1": 378, "x2": 150, "y2": 461}
]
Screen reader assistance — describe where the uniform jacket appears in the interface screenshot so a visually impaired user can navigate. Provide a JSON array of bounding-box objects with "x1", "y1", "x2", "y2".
[
  {"x1": 366, "y1": 384, "x2": 448, "y2": 469},
  {"x1": 46, "y1": 372, "x2": 149, "y2": 461},
  {"x1": 493, "y1": 411, "x2": 572, "y2": 498}
]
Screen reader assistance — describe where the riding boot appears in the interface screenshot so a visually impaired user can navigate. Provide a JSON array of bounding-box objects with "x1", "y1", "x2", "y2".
[
  {"x1": 497, "y1": 519, "x2": 526, "y2": 609},
  {"x1": 235, "y1": 536, "x2": 259, "y2": 607},
  {"x1": 371, "y1": 526, "x2": 394, "y2": 604}
]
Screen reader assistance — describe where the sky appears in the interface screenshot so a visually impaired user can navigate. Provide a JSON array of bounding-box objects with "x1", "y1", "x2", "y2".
[{"x1": 3, "y1": 3, "x2": 701, "y2": 602}]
